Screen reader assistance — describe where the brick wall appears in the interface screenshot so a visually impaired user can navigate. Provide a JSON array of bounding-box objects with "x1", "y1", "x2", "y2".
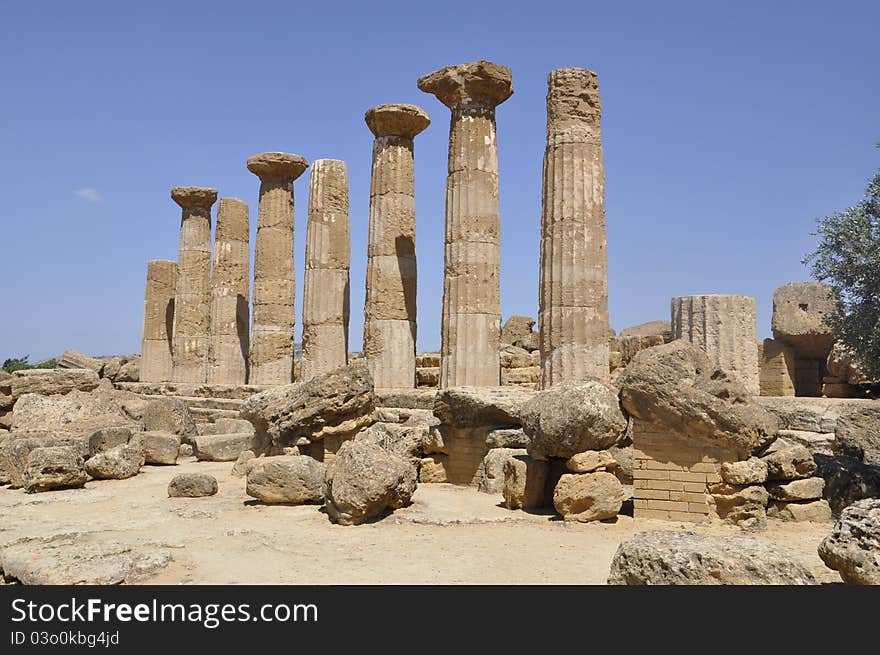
[{"x1": 633, "y1": 420, "x2": 735, "y2": 523}]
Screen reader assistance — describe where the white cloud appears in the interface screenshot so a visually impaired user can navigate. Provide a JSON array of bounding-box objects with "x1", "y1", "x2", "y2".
[{"x1": 75, "y1": 188, "x2": 103, "y2": 203}]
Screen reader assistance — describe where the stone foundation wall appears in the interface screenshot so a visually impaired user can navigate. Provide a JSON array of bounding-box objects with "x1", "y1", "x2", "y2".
[{"x1": 632, "y1": 420, "x2": 733, "y2": 523}]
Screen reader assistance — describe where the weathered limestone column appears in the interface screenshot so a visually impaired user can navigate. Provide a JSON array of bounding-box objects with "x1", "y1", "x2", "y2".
[
  {"x1": 539, "y1": 68, "x2": 612, "y2": 387},
  {"x1": 671, "y1": 294, "x2": 760, "y2": 395},
  {"x1": 208, "y1": 197, "x2": 250, "y2": 385},
  {"x1": 247, "y1": 153, "x2": 309, "y2": 385},
  {"x1": 301, "y1": 159, "x2": 350, "y2": 381},
  {"x1": 363, "y1": 104, "x2": 431, "y2": 389},
  {"x1": 140, "y1": 259, "x2": 177, "y2": 382},
  {"x1": 418, "y1": 61, "x2": 512, "y2": 388},
  {"x1": 170, "y1": 186, "x2": 217, "y2": 383}
]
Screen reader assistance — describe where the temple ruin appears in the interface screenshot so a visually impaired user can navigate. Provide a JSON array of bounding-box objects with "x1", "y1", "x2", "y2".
[{"x1": 2, "y1": 59, "x2": 873, "y2": 588}]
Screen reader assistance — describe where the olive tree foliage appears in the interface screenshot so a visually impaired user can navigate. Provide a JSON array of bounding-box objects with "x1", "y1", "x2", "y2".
[{"x1": 804, "y1": 150, "x2": 880, "y2": 378}]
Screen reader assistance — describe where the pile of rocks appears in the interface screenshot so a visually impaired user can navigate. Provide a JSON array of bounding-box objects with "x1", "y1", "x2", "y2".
[
  {"x1": 242, "y1": 436, "x2": 417, "y2": 526},
  {"x1": 0, "y1": 368, "x2": 256, "y2": 493},
  {"x1": 486, "y1": 381, "x2": 631, "y2": 522},
  {"x1": 713, "y1": 442, "x2": 831, "y2": 527},
  {"x1": 57, "y1": 349, "x2": 140, "y2": 384}
]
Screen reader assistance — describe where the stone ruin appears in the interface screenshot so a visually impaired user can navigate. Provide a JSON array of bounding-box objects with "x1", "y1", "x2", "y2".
[{"x1": 2, "y1": 60, "x2": 879, "y2": 585}]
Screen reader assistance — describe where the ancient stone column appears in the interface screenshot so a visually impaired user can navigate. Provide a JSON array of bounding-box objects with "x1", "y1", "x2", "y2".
[
  {"x1": 208, "y1": 197, "x2": 250, "y2": 385},
  {"x1": 363, "y1": 104, "x2": 431, "y2": 389},
  {"x1": 671, "y1": 294, "x2": 760, "y2": 395},
  {"x1": 300, "y1": 159, "x2": 351, "y2": 381},
  {"x1": 140, "y1": 259, "x2": 177, "y2": 382},
  {"x1": 418, "y1": 61, "x2": 512, "y2": 388},
  {"x1": 170, "y1": 186, "x2": 217, "y2": 383},
  {"x1": 539, "y1": 68, "x2": 612, "y2": 388},
  {"x1": 247, "y1": 152, "x2": 309, "y2": 385}
]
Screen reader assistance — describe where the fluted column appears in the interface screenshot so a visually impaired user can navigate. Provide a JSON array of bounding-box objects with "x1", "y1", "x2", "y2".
[
  {"x1": 170, "y1": 186, "x2": 217, "y2": 383},
  {"x1": 247, "y1": 152, "x2": 309, "y2": 385},
  {"x1": 539, "y1": 67, "x2": 611, "y2": 387},
  {"x1": 418, "y1": 60, "x2": 513, "y2": 388},
  {"x1": 362, "y1": 104, "x2": 430, "y2": 389},
  {"x1": 672, "y1": 294, "x2": 760, "y2": 395},
  {"x1": 301, "y1": 159, "x2": 350, "y2": 381},
  {"x1": 140, "y1": 259, "x2": 177, "y2": 382},
  {"x1": 208, "y1": 197, "x2": 250, "y2": 384}
]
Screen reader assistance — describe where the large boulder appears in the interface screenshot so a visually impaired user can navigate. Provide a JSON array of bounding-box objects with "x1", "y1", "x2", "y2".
[
  {"x1": 478, "y1": 448, "x2": 526, "y2": 494},
  {"x1": 9, "y1": 368, "x2": 101, "y2": 400},
  {"x1": 710, "y1": 484, "x2": 769, "y2": 528},
  {"x1": 762, "y1": 444, "x2": 817, "y2": 480},
  {"x1": 87, "y1": 426, "x2": 133, "y2": 456},
  {"x1": 502, "y1": 455, "x2": 548, "y2": 510},
  {"x1": 767, "y1": 477, "x2": 824, "y2": 501},
  {"x1": 324, "y1": 439, "x2": 417, "y2": 525},
  {"x1": 23, "y1": 446, "x2": 88, "y2": 493},
  {"x1": 57, "y1": 350, "x2": 105, "y2": 374},
  {"x1": 521, "y1": 381, "x2": 627, "y2": 460},
  {"x1": 608, "y1": 531, "x2": 817, "y2": 585},
  {"x1": 0, "y1": 433, "x2": 89, "y2": 488},
  {"x1": 815, "y1": 454, "x2": 880, "y2": 515},
  {"x1": 11, "y1": 384, "x2": 140, "y2": 436},
  {"x1": 84, "y1": 443, "x2": 144, "y2": 480},
  {"x1": 619, "y1": 321, "x2": 672, "y2": 339},
  {"x1": 354, "y1": 421, "x2": 432, "y2": 466},
  {"x1": 192, "y1": 433, "x2": 253, "y2": 462},
  {"x1": 771, "y1": 282, "x2": 836, "y2": 357},
  {"x1": 566, "y1": 449, "x2": 617, "y2": 473},
  {"x1": 767, "y1": 499, "x2": 833, "y2": 523},
  {"x1": 818, "y1": 499, "x2": 880, "y2": 584},
  {"x1": 433, "y1": 386, "x2": 534, "y2": 428},
  {"x1": 240, "y1": 364, "x2": 375, "y2": 450},
  {"x1": 485, "y1": 428, "x2": 529, "y2": 449},
  {"x1": 130, "y1": 398, "x2": 197, "y2": 438},
  {"x1": 168, "y1": 473, "x2": 218, "y2": 498},
  {"x1": 500, "y1": 315, "x2": 537, "y2": 349},
  {"x1": 553, "y1": 472, "x2": 624, "y2": 522},
  {"x1": 834, "y1": 407, "x2": 880, "y2": 466},
  {"x1": 133, "y1": 431, "x2": 180, "y2": 465},
  {"x1": 245, "y1": 455, "x2": 325, "y2": 504},
  {"x1": 720, "y1": 457, "x2": 768, "y2": 485},
  {"x1": 618, "y1": 341, "x2": 778, "y2": 458}
]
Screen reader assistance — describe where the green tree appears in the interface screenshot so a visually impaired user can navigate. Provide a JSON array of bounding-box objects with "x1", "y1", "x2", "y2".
[
  {"x1": 805, "y1": 149, "x2": 880, "y2": 378},
  {"x1": 2, "y1": 355, "x2": 31, "y2": 373}
]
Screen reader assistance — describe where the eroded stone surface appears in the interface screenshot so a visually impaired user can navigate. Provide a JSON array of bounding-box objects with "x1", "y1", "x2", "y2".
[{"x1": 608, "y1": 530, "x2": 817, "y2": 585}]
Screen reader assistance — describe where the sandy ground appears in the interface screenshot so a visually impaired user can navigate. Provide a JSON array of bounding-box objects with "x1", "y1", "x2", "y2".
[{"x1": 0, "y1": 458, "x2": 841, "y2": 584}]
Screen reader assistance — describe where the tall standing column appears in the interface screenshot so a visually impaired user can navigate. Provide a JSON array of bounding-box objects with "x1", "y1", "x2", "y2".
[
  {"x1": 301, "y1": 159, "x2": 351, "y2": 381},
  {"x1": 170, "y1": 186, "x2": 217, "y2": 383},
  {"x1": 671, "y1": 294, "x2": 760, "y2": 395},
  {"x1": 208, "y1": 197, "x2": 250, "y2": 385},
  {"x1": 247, "y1": 152, "x2": 309, "y2": 385},
  {"x1": 363, "y1": 104, "x2": 430, "y2": 389},
  {"x1": 418, "y1": 60, "x2": 513, "y2": 388},
  {"x1": 539, "y1": 67, "x2": 612, "y2": 387},
  {"x1": 140, "y1": 259, "x2": 177, "y2": 382}
]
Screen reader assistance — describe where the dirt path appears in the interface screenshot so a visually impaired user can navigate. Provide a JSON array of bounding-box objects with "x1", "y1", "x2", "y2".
[{"x1": 0, "y1": 458, "x2": 840, "y2": 584}]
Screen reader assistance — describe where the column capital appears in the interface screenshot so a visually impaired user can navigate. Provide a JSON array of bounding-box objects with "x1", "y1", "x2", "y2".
[
  {"x1": 418, "y1": 60, "x2": 513, "y2": 109},
  {"x1": 247, "y1": 152, "x2": 309, "y2": 181},
  {"x1": 365, "y1": 103, "x2": 431, "y2": 139},
  {"x1": 547, "y1": 67, "x2": 602, "y2": 127},
  {"x1": 171, "y1": 186, "x2": 218, "y2": 210}
]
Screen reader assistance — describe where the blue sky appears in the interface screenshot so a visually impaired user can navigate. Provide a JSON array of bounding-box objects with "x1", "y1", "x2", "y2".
[{"x1": 1, "y1": 1, "x2": 877, "y2": 362}]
